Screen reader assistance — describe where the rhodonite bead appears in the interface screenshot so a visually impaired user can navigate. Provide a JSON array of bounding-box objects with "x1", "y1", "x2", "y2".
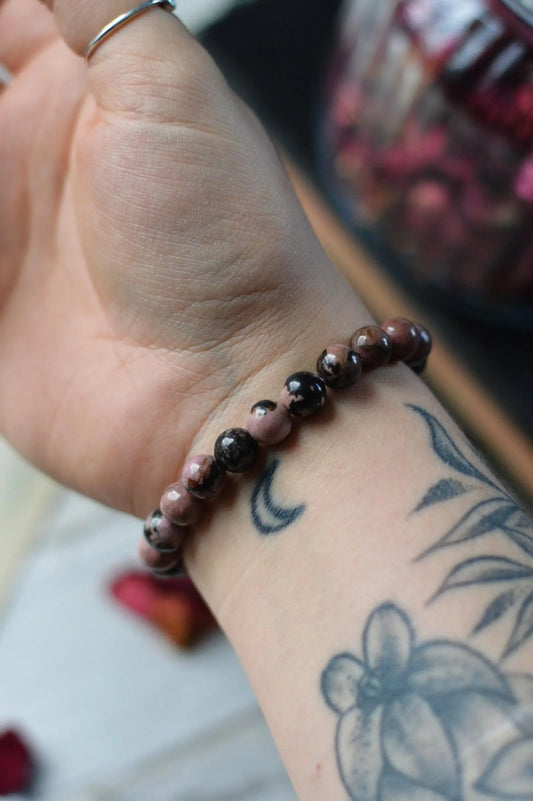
[
  {"x1": 411, "y1": 358, "x2": 428, "y2": 375},
  {"x1": 280, "y1": 372, "x2": 327, "y2": 417},
  {"x1": 381, "y1": 317, "x2": 419, "y2": 362},
  {"x1": 246, "y1": 400, "x2": 292, "y2": 445},
  {"x1": 317, "y1": 345, "x2": 362, "y2": 389},
  {"x1": 144, "y1": 510, "x2": 185, "y2": 552},
  {"x1": 160, "y1": 483, "x2": 204, "y2": 526},
  {"x1": 350, "y1": 325, "x2": 392, "y2": 370},
  {"x1": 152, "y1": 557, "x2": 186, "y2": 577},
  {"x1": 182, "y1": 455, "x2": 226, "y2": 499},
  {"x1": 214, "y1": 428, "x2": 259, "y2": 473},
  {"x1": 406, "y1": 323, "x2": 433, "y2": 369},
  {"x1": 138, "y1": 537, "x2": 182, "y2": 572}
]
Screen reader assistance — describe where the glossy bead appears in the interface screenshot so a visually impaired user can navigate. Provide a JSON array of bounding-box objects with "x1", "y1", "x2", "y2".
[
  {"x1": 144, "y1": 510, "x2": 186, "y2": 552},
  {"x1": 280, "y1": 372, "x2": 327, "y2": 417},
  {"x1": 182, "y1": 455, "x2": 226, "y2": 499},
  {"x1": 214, "y1": 428, "x2": 259, "y2": 473},
  {"x1": 138, "y1": 538, "x2": 182, "y2": 572},
  {"x1": 152, "y1": 557, "x2": 186, "y2": 577},
  {"x1": 246, "y1": 400, "x2": 292, "y2": 445},
  {"x1": 381, "y1": 317, "x2": 419, "y2": 362},
  {"x1": 350, "y1": 326, "x2": 392, "y2": 370},
  {"x1": 411, "y1": 358, "x2": 428, "y2": 375},
  {"x1": 160, "y1": 483, "x2": 204, "y2": 526},
  {"x1": 317, "y1": 345, "x2": 362, "y2": 389},
  {"x1": 406, "y1": 323, "x2": 433, "y2": 367}
]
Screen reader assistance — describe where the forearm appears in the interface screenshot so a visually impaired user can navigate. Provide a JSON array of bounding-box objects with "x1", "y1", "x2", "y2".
[{"x1": 185, "y1": 326, "x2": 532, "y2": 801}]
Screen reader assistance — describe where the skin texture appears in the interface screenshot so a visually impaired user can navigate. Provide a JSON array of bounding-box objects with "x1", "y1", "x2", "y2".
[
  {"x1": 0, "y1": 0, "x2": 366, "y2": 515},
  {"x1": 2, "y1": 5, "x2": 532, "y2": 801}
]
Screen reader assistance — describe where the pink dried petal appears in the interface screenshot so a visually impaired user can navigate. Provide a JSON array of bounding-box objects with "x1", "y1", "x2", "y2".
[
  {"x1": 378, "y1": 125, "x2": 447, "y2": 179},
  {"x1": 331, "y1": 84, "x2": 363, "y2": 130},
  {"x1": 515, "y1": 157, "x2": 533, "y2": 203},
  {"x1": 110, "y1": 570, "x2": 217, "y2": 648},
  {"x1": 110, "y1": 571, "x2": 159, "y2": 618},
  {"x1": 151, "y1": 580, "x2": 217, "y2": 648},
  {"x1": 461, "y1": 183, "x2": 499, "y2": 228},
  {"x1": 440, "y1": 156, "x2": 474, "y2": 185},
  {"x1": 404, "y1": 180, "x2": 452, "y2": 233},
  {"x1": 0, "y1": 730, "x2": 34, "y2": 795},
  {"x1": 378, "y1": 146, "x2": 417, "y2": 179},
  {"x1": 414, "y1": 126, "x2": 448, "y2": 164}
]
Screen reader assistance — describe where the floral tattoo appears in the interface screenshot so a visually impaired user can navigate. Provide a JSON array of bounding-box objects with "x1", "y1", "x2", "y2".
[
  {"x1": 321, "y1": 603, "x2": 533, "y2": 801},
  {"x1": 321, "y1": 406, "x2": 533, "y2": 800}
]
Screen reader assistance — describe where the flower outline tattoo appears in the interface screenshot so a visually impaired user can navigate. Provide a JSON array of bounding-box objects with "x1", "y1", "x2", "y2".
[{"x1": 321, "y1": 603, "x2": 533, "y2": 801}]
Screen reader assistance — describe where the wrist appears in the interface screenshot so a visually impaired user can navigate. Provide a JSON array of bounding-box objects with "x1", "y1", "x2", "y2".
[
  {"x1": 133, "y1": 242, "x2": 370, "y2": 518},
  {"x1": 185, "y1": 361, "x2": 427, "y2": 611}
]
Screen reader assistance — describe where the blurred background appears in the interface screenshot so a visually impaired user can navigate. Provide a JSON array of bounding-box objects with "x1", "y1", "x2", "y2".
[{"x1": 1, "y1": 0, "x2": 532, "y2": 798}]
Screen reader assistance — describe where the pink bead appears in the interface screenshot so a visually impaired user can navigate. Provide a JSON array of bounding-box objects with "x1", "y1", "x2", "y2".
[
  {"x1": 246, "y1": 400, "x2": 292, "y2": 445},
  {"x1": 181, "y1": 455, "x2": 226, "y2": 499},
  {"x1": 144, "y1": 510, "x2": 185, "y2": 551},
  {"x1": 160, "y1": 483, "x2": 204, "y2": 526},
  {"x1": 138, "y1": 538, "x2": 181, "y2": 572}
]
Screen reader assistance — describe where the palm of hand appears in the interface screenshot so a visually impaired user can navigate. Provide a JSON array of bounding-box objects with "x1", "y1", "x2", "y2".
[{"x1": 0, "y1": 3, "x2": 314, "y2": 514}]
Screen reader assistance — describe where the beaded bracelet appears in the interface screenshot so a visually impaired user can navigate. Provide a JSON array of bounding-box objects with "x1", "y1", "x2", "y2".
[{"x1": 138, "y1": 318, "x2": 432, "y2": 576}]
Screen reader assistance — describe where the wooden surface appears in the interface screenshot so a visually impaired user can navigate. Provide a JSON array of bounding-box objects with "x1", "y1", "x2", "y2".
[{"x1": 286, "y1": 160, "x2": 533, "y2": 506}]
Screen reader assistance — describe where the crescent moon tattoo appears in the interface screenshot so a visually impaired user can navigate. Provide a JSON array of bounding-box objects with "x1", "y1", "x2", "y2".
[{"x1": 251, "y1": 458, "x2": 306, "y2": 536}]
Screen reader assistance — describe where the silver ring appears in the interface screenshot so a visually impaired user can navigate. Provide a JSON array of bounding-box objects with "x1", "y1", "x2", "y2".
[{"x1": 85, "y1": 0, "x2": 177, "y2": 60}]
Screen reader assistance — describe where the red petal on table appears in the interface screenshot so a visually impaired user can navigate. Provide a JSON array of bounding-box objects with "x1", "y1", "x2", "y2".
[
  {"x1": 110, "y1": 571, "x2": 160, "y2": 618},
  {"x1": 0, "y1": 730, "x2": 34, "y2": 795},
  {"x1": 110, "y1": 571, "x2": 217, "y2": 648}
]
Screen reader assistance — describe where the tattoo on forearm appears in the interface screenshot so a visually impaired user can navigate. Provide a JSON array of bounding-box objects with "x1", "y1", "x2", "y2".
[
  {"x1": 321, "y1": 602, "x2": 533, "y2": 801},
  {"x1": 408, "y1": 405, "x2": 533, "y2": 660},
  {"x1": 320, "y1": 406, "x2": 533, "y2": 799},
  {"x1": 250, "y1": 458, "x2": 305, "y2": 535}
]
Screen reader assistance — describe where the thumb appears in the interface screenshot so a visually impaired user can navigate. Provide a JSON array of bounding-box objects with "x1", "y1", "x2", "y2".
[{"x1": 41, "y1": 0, "x2": 221, "y2": 116}]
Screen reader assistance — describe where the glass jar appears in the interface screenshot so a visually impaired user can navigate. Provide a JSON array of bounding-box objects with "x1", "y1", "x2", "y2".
[{"x1": 321, "y1": 0, "x2": 533, "y2": 324}]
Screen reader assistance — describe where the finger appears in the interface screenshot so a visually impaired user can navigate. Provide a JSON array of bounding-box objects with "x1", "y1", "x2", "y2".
[
  {"x1": 40, "y1": 0, "x2": 220, "y2": 117},
  {"x1": 0, "y1": 0, "x2": 57, "y2": 73}
]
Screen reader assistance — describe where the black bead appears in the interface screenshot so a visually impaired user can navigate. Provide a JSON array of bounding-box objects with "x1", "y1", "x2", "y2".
[
  {"x1": 251, "y1": 399, "x2": 277, "y2": 414},
  {"x1": 410, "y1": 358, "x2": 428, "y2": 375},
  {"x1": 214, "y1": 428, "x2": 259, "y2": 473},
  {"x1": 151, "y1": 557, "x2": 186, "y2": 577},
  {"x1": 316, "y1": 345, "x2": 362, "y2": 389},
  {"x1": 405, "y1": 323, "x2": 433, "y2": 366},
  {"x1": 281, "y1": 372, "x2": 327, "y2": 417}
]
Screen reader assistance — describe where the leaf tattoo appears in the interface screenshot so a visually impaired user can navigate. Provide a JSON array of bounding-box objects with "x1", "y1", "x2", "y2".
[
  {"x1": 406, "y1": 405, "x2": 499, "y2": 491},
  {"x1": 409, "y1": 405, "x2": 533, "y2": 659},
  {"x1": 472, "y1": 591, "x2": 516, "y2": 635},
  {"x1": 433, "y1": 557, "x2": 533, "y2": 596},
  {"x1": 418, "y1": 499, "x2": 520, "y2": 559},
  {"x1": 321, "y1": 603, "x2": 532, "y2": 801},
  {"x1": 414, "y1": 479, "x2": 471, "y2": 512},
  {"x1": 504, "y1": 593, "x2": 533, "y2": 660}
]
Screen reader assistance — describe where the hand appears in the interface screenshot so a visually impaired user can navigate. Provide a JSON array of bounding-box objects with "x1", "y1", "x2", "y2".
[{"x1": 0, "y1": 0, "x2": 363, "y2": 515}]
